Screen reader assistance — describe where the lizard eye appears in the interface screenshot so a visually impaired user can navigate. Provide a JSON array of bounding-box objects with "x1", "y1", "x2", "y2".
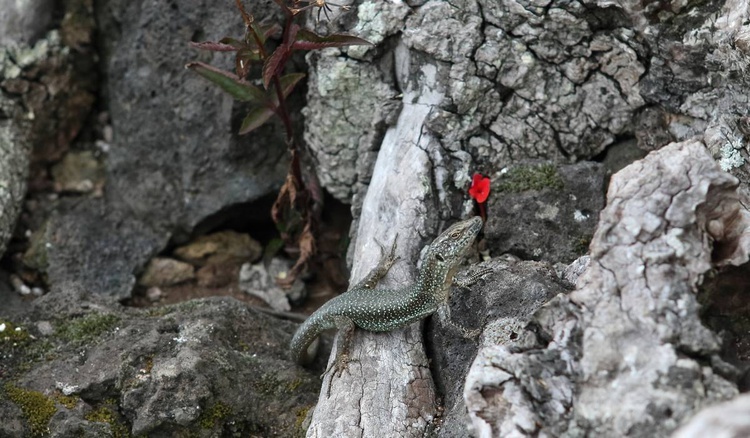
[
  {"x1": 450, "y1": 231, "x2": 460, "y2": 238},
  {"x1": 435, "y1": 253, "x2": 445, "y2": 262}
]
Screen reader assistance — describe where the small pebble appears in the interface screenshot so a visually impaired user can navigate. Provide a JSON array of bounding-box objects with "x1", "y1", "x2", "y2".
[{"x1": 147, "y1": 287, "x2": 164, "y2": 302}]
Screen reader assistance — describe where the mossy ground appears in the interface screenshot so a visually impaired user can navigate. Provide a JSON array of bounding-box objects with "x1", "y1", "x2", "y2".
[
  {"x1": 84, "y1": 402, "x2": 131, "y2": 438},
  {"x1": 55, "y1": 312, "x2": 120, "y2": 344},
  {"x1": 198, "y1": 401, "x2": 232, "y2": 429},
  {"x1": 3, "y1": 383, "x2": 56, "y2": 437},
  {"x1": 497, "y1": 164, "x2": 564, "y2": 193}
]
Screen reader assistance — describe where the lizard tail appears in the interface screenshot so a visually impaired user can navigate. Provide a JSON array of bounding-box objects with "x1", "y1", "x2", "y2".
[{"x1": 290, "y1": 318, "x2": 322, "y2": 365}]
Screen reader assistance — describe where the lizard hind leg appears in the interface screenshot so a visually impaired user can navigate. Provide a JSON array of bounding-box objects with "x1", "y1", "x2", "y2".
[{"x1": 322, "y1": 315, "x2": 359, "y2": 398}]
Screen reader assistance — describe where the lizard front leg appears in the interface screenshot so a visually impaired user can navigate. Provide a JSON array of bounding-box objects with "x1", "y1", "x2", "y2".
[{"x1": 351, "y1": 235, "x2": 400, "y2": 291}]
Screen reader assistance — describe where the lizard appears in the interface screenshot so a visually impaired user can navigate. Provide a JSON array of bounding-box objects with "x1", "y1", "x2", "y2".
[{"x1": 289, "y1": 216, "x2": 490, "y2": 393}]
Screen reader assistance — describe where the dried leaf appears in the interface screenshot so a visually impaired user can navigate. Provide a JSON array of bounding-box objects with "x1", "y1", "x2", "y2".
[
  {"x1": 190, "y1": 41, "x2": 238, "y2": 52},
  {"x1": 292, "y1": 29, "x2": 371, "y2": 50},
  {"x1": 279, "y1": 221, "x2": 316, "y2": 287},
  {"x1": 272, "y1": 171, "x2": 299, "y2": 225},
  {"x1": 186, "y1": 62, "x2": 267, "y2": 103}
]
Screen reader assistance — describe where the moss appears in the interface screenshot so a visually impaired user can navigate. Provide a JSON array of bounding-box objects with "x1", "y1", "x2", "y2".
[
  {"x1": 85, "y1": 404, "x2": 130, "y2": 438},
  {"x1": 55, "y1": 313, "x2": 120, "y2": 344},
  {"x1": 198, "y1": 402, "x2": 232, "y2": 429},
  {"x1": 0, "y1": 320, "x2": 31, "y2": 344},
  {"x1": 572, "y1": 234, "x2": 592, "y2": 256},
  {"x1": 294, "y1": 406, "x2": 311, "y2": 437},
  {"x1": 4, "y1": 383, "x2": 57, "y2": 437},
  {"x1": 286, "y1": 377, "x2": 303, "y2": 392},
  {"x1": 496, "y1": 164, "x2": 564, "y2": 193},
  {"x1": 52, "y1": 392, "x2": 79, "y2": 409}
]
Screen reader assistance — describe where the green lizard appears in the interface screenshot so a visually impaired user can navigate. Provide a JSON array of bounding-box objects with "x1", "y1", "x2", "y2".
[{"x1": 290, "y1": 216, "x2": 489, "y2": 388}]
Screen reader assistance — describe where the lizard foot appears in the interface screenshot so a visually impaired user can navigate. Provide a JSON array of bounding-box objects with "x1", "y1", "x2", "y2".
[{"x1": 322, "y1": 352, "x2": 359, "y2": 398}]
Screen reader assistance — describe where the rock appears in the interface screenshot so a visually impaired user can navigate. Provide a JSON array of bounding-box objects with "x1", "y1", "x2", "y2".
[
  {"x1": 50, "y1": 150, "x2": 105, "y2": 194},
  {"x1": 484, "y1": 162, "x2": 606, "y2": 263},
  {"x1": 428, "y1": 258, "x2": 568, "y2": 438},
  {"x1": 673, "y1": 394, "x2": 750, "y2": 438},
  {"x1": 0, "y1": 288, "x2": 320, "y2": 437},
  {"x1": 0, "y1": 0, "x2": 55, "y2": 46},
  {"x1": 239, "y1": 258, "x2": 306, "y2": 311},
  {"x1": 138, "y1": 258, "x2": 195, "y2": 288},
  {"x1": 95, "y1": 0, "x2": 289, "y2": 233},
  {"x1": 195, "y1": 262, "x2": 240, "y2": 289},
  {"x1": 463, "y1": 140, "x2": 747, "y2": 437},
  {"x1": 173, "y1": 231, "x2": 262, "y2": 267},
  {"x1": 39, "y1": 199, "x2": 168, "y2": 300},
  {"x1": 0, "y1": 67, "x2": 31, "y2": 261}
]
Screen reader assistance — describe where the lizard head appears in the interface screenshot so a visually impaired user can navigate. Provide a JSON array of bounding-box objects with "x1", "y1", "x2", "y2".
[{"x1": 426, "y1": 216, "x2": 483, "y2": 269}]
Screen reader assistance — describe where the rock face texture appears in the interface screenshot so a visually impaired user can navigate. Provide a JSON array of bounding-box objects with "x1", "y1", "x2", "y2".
[
  {"x1": 463, "y1": 140, "x2": 748, "y2": 437},
  {"x1": 0, "y1": 287, "x2": 320, "y2": 437},
  {"x1": 15, "y1": 0, "x2": 295, "y2": 300},
  {"x1": 3, "y1": 0, "x2": 750, "y2": 436}
]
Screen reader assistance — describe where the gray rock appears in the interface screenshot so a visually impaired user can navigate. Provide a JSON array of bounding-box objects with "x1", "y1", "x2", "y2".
[
  {"x1": 239, "y1": 258, "x2": 306, "y2": 312},
  {"x1": 484, "y1": 162, "x2": 606, "y2": 264},
  {"x1": 464, "y1": 139, "x2": 746, "y2": 437},
  {"x1": 673, "y1": 394, "x2": 750, "y2": 438},
  {"x1": 39, "y1": 199, "x2": 168, "y2": 300},
  {"x1": 33, "y1": 0, "x2": 291, "y2": 300},
  {"x1": 0, "y1": 59, "x2": 31, "y2": 260},
  {"x1": 0, "y1": 0, "x2": 55, "y2": 46},
  {"x1": 95, "y1": 0, "x2": 289, "y2": 233},
  {"x1": 429, "y1": 258, "x2": 568, "y2": 438},
  {"x1": 1, "y1": 289, "x2": 320, "y2": 437}
]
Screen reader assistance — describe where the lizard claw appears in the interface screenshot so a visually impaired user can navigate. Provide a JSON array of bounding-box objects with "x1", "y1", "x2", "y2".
[{"x1": 322, "y1": 353, "x2": 359, "y2": 398}]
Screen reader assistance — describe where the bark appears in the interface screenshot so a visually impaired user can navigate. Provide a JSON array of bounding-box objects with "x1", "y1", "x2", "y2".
[{"x1": 307, "y1": 57, "x2": 443, "y2": 438}]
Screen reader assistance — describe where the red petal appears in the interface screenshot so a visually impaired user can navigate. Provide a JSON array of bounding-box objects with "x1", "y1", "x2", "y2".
[{"x1": 469, "y1": 173, "x2": 491, "y2": 203}]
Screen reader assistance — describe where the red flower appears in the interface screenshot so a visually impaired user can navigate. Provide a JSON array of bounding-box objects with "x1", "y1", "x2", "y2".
[{"x1": 468, "y1": 173, "x2": 490, "y2": 203}]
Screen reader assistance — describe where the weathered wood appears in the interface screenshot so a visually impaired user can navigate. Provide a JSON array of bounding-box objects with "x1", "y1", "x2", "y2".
[{"x1": 307, "y1": 63, "x2": 445, "y2": 437}]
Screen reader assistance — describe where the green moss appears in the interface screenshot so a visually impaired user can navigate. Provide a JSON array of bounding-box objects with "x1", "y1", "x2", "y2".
[
  {"x1": 85, "y1": 405, "x2": 130, "y2": 438},
  {"x1": 52, "y1": 392, "x2": 79, "y2": 409},
  {"x1": 4, "y1": 383, "x2": 57, "y2": 437},
  {"x1": 286, "y1": 377, "x2": 303, "y2": 392},
  {"x1": 253, "y1": 373, "x2": 307, "y2": 397},
  {"x1": 0, "y1": 320, "x2": 31, "y2": 344},
  {"x1": 294, "y1": 406, "x2": 311, "y2": 437},
  {"x1": 56, "y1": 313, "x2": 120, "y2": 344},
  {"x1": 572, "y1": 234, "x2": 592, "y2": 256},
  {"x1": 497, "y1": 164, "x2": 564, "y2": 193},
  {"x1": 198, "y1": 402, "x2": 232, "y2": 429}
]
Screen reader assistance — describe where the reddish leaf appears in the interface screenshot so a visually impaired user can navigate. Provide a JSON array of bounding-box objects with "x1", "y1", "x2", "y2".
[
  {"x1": 262, "y1": 44, "x2": 291, "y2": 89},
  {"x1": 235, "y1": 48, "x2": 261, "y2": 77},
  {"x1": 219, "y1": 37, "x2": 249, "y2": 49},
  {"x1": 292, "y1": 29, "x2": 371, "y2": 50},
  {"x1": 252, "y1": 22, "x2": 282, "y2": 46},
  {"x1": 239, "y1": 107, "x2": 275, "y2": 134},
  {"x1": 278, "y1": 73, "x2": 305, "y2": 98},
  {"x1": 186, "y1": 62, "x2": 267, "y2": 103},
  {"x1": 189, "y1": 41, "x2": 238, "y2": 52}
]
